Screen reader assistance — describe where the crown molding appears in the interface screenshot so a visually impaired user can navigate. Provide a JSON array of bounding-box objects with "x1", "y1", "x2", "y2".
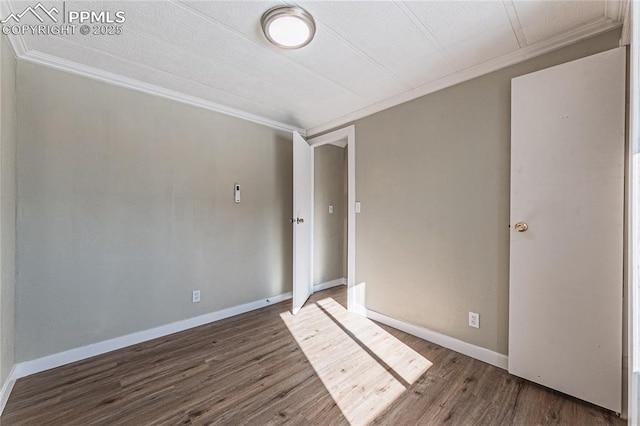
[
  {"x1": 0, "y1": 0, "x2": 307, "y2": 135},
  {"x1": 1, "y1": 0, "x2": 622, "y2": 139},
  {"x1": 1, "y1": 2, "x2": 304, "y2": 135},
  {"x1": 17, "y1": 50, "x2": 306, "y2": 135},
  {"x1": 0, "y1": 0, "x2": 27, "y2": 57},
  {"x1": 620, "y1": 0, "x2": 631, "y2": 46},
  {"x1": 306, "y1": 17, "x2": 622, "y2": 137},
  {"x1": 606, "y1": 0, "x2": 627, "y2": 22}
]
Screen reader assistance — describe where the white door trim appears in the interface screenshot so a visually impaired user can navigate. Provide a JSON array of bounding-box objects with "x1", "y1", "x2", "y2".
[
  {"x1": 307, "y1": 126, "x2": 359, "y2": 313},
  {"x1": 628, "y1": 0, "x2": 639, "y2": 422}
]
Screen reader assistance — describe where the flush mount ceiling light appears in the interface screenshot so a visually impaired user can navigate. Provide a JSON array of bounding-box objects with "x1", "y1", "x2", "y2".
[{"x1": 261, "y1": 6, "x2": 316, "y2": 49}]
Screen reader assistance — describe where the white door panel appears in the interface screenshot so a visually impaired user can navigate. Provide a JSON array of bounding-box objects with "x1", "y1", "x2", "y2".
[
  {"x1": 509, "y1": 47, "x2": 625, "y2": 412},
  {"x1": 292, "y1": 131, "x2": 312, "y2": 314}
]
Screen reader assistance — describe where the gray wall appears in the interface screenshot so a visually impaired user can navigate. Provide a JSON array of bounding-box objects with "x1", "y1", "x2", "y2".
[
  {"x1": 16, "y1": 61, "x2": 293, "y2": 362},
  {"x1": 0, "y1": 35, "x2": 17, "y2": 384},
  {"x1": 348, "y1": 29, "x2": 621, "y2": 355},
  {"x1": 313, "y1": 144, "x2": 346, "y2": 284}
]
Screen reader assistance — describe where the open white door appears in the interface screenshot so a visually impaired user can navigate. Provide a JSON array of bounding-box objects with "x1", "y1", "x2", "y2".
[
  {"x1": 509, "y1": 47, "x2": 625, "y2": 413},
  {"x1": 292, "y1": 131, "x2": 312, "y2": 314}
]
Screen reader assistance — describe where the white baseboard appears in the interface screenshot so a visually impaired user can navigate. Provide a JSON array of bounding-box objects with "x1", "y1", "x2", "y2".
[
  {"x1": 366, "y1": 309, "x2": 509, "y2": 370},
  {"x1": 350, "y1": 302, "x2": 368, "y2": 317},
  {"x1": 314, "y1": 278, "x2": 346, "y2": 292},
  {"x1": 13, "y1": 291, "x2": 292, "y2": 380},
  {"x1": 0, "y1": 365, "x2": 17, "y2": 416}
]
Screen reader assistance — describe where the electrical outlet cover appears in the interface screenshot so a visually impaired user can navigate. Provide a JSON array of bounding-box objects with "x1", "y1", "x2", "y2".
[{"x1": 469, "y1": 312, "x2": 480, "y2": 328}]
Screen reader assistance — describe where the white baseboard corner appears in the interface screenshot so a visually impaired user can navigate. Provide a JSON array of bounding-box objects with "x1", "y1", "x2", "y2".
[
  {"x1": 0, "y1": 365, "x2": 17, "y2": 416},
  {"x1": 350, "y1": 302, "x2": 368, "y2": 317},
  {"x1": 366, "y1": 309, "x2": 509, "y2": 370},
  {"x1": 313, "y1": 278, "x2": 346, "y2": 292},
  {"x1": 13, "y1": 291, "x2": 293, "y2": 380}
]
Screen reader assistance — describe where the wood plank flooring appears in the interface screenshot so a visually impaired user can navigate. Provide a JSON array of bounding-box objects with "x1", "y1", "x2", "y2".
[{"x1": 1, "y1": 286, "x2": 624, "y2": 425}]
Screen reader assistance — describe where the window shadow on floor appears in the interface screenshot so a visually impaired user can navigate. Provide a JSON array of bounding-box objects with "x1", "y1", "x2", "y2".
[{"x1": 280, "y1": 297, "x2": 432, "y2": 425}]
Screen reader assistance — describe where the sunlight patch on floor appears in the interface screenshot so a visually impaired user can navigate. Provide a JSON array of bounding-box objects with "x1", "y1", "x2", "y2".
[{"x1": 280, "y1": 297, "x2": 432, "y2": 425}]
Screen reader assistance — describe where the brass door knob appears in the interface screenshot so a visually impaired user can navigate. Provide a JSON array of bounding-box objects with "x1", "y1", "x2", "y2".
[{"x1": 515, "y1": 222, "x2": 528, "y2": 232}]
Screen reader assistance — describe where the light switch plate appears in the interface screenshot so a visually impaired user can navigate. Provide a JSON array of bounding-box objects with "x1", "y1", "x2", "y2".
[{"x1": 234, "y1": 184, "x2": 240, "y2": 203}]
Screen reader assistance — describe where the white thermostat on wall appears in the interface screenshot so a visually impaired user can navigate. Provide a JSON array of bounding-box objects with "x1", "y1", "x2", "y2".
[{"x1": 234, "y1": 183, "x2": 241, "y2": 203}]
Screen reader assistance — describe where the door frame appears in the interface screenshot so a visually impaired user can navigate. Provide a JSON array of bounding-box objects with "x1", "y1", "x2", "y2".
[
  {"x1": 628, "y1": 0, "x2": 639, "y2": 421},
  {"x1": 307, "y1": 126, "x2": 358, "y2": 312}
]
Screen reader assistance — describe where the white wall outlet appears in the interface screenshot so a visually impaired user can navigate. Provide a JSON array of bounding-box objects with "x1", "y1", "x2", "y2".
[
  {"x1": 192, "y1": 290, "x2": 201, "y2": 303},
  {"x1": 329, "y1": 205, "x2": 334, "y2": 214},
  {"x1": 355, "y1": 202, "x2": 361, "y2": 213},
  {"x1": 469, "y1": 312, "x2": 480, "y2": 328}
]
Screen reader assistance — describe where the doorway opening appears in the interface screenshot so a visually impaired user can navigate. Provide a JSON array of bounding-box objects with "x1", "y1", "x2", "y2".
[
  {"x1": 312, "y1": 141, "x2": 347, "y2": 295},
  {"x1": 307, "y1": 126, "x2": 360, "y2": 313}
]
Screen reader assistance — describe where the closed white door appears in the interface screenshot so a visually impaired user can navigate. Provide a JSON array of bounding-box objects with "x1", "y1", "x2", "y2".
[
  {"x1": 292, "y1": 131, "x2": 312, "y2": 314},
  {"x1": 509, "y1": 47, "x2": 625, "y2": 413}
]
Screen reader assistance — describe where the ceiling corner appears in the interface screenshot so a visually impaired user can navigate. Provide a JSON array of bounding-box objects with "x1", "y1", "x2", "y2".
[
  {"x1": 619, "y1": 0, "x2": 631, "y2": 45},
  {"x1": 605, "y1": 0, "x2": 627, "y2": 22},
  {"x1": 0, "y1": 0, "x2": 28, "y2": 57}
]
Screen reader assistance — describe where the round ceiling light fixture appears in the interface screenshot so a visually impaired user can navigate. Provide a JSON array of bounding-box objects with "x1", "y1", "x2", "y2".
[{"x1": 261, "y1": 6, "x2": 316, "y2": 49}]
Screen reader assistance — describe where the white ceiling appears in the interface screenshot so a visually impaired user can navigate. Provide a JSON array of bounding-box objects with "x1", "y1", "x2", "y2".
[{"x1": 4, "y1": 1, "x2": 626, "y2": 134}]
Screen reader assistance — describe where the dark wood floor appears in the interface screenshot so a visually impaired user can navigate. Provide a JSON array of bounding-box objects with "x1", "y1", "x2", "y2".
[{"x1": 2, "y1": 286, "x2": 623, "y2": 425}]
